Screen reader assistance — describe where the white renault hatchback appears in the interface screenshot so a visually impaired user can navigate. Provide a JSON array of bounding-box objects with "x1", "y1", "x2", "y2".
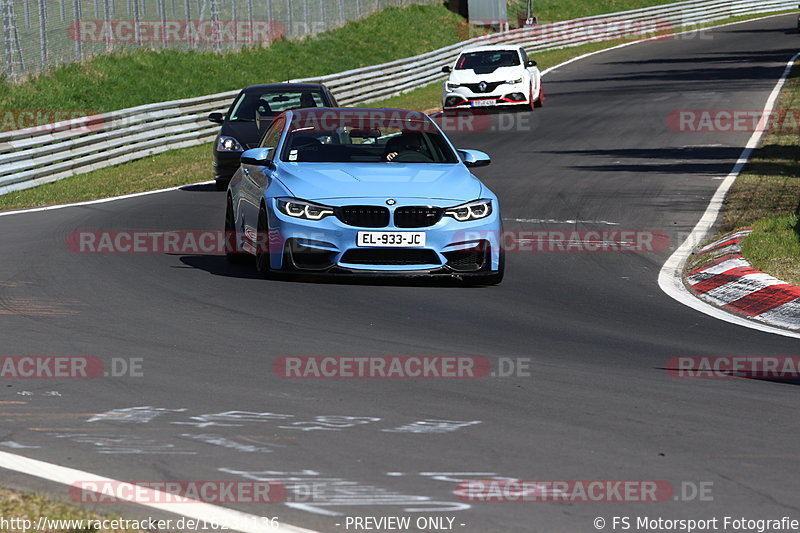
[{"x1": 441, "y1": 44, "x2": 543, "y2": 111}]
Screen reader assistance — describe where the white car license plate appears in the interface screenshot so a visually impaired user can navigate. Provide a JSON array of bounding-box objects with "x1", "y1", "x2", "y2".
[
  {"x1": 471, "y1": 99, "x2": 495, "y2": 107},
  {"x1": 357, "y1": 232, "x2": 426, "y2": 247}
]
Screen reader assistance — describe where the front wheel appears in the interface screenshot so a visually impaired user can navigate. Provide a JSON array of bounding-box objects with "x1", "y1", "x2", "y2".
[
  {"x1": 532, "y1": 84, "x2": 544, "y2": 109},
  {"x1": 225, "y1": 197, "x2": 246, "y2": 264},
  {"x1": 255, "y1": 205, "x2": 273, "y2": 278}
]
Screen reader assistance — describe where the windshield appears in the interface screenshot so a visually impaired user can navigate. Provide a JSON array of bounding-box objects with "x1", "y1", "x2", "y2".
[
  {"x1": 281, "y1": 112, "x2": 459, "y2": 164},
  {"x1": 229, "y1": 90, "x2": 325, "y2": 121},
  {"x1": 456, "y1": 50, "x2": 521, "y2": 71}
]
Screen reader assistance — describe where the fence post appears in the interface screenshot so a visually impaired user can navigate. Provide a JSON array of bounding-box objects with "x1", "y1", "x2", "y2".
[
  {"x1": 210, "y1": 0, "x2": 220, "y2": 52},
  {"x1": 246, "y1": 0, "x2": 253, "y2": 44},
  {"x1": 158, "y1": 0, "x2": 166, "y2": 47},
  {"x1": 2, "y1": 0, "x2": 14, "y2": 79},
  {"x1": 131, "y1": 0, "x2": 140, "y2": 43},
  {"x1": 73, "y1": 0, "x2": 83, "y2": 61},
  {"x1": 286, "y1": 0, "x2": 294, "y2": 37},
  {"x1": 38, "y1": 0, "x2": 47, "y2": 67},
  {"x1": 103, "y1": 0, "x2": 111, "y2": 51}
]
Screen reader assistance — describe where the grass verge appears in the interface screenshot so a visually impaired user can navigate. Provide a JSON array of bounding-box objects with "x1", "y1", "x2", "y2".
[
  {"x1": 717, "y1": 63, "x2": 800, "y2": 285},
  {"x1": 0, "y1": 486, "x2": 154, "y2": 532}
]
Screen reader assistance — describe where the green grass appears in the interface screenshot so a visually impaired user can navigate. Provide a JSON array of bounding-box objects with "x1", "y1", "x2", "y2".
[
  {"x1": 717, "y1": 64, "x2": 800, "y2": 285},
  {"x1": 0, "y1": 486, "x2": 155, "y2": 532},
  {"x1": 507, "y1": 0, "x2": 680, "y2": 21},
  {"x1": 0, "y1": 4, "x2": 469, "y2": 117}
]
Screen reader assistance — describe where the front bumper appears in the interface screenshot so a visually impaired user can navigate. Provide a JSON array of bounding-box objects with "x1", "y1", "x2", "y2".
[
  {"x1": 443, "y1": 83, "x2": 530, "y2": 110},
  {"x1": 213, "y1": 150, "x2": 243, "y2": 180},
  {"x1": 264, "y1": 198, "x2": 502, "y2": 275}
]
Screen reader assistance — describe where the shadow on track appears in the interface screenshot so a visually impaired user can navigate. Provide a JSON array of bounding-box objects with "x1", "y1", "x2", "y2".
[{"x1": 178, "y1": 255, "x2": 490, "y2": 288}]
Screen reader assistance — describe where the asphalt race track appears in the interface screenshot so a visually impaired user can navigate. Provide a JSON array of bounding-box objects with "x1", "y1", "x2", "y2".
[{"x1": 0, "y1": 14, "x2": 799, "y2": 533}]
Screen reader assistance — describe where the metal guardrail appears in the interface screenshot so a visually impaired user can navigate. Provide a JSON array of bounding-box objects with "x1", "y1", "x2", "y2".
[{"x1": 0, "y1": 0, "x2": 795, "y2": 195}]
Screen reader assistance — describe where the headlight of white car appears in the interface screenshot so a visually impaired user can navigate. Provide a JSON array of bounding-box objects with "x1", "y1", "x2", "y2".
[
  {"x1": 446, "y1": 82, "x2": 462, "y2": 91},
  {"x1": 444, "y1": 199, "x2": 493, "y2": 222},
  {"x1": 277, "y1": 198, "x2": 335, "y2": 221},
  {"x1": 217, "y1": 136, "x2": 244, "y2": 152},
  {"x1": 506, "y1": 78, "x2": 523, "y2": 85}
]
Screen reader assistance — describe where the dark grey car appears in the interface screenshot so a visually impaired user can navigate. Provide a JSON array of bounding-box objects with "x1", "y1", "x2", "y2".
[{"x1": 208, "y1": 83, "x2": 338, "y2": 191}]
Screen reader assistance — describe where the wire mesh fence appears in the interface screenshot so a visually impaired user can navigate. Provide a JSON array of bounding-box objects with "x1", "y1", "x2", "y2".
[{"x1": 0, "y1": 0, "x2": 439, "y2": 80}]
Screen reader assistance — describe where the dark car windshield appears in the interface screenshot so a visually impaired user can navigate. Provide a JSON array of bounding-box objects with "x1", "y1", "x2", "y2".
[
  {"x1": 456, "y1": 50, "x2": 520, "y2": 70},
  {"x1": 229, "y1": 90, "x2": 326, "y2": 121},
  {"x1": 280, "y1": 112, "x2": 459, "y2": 164}
]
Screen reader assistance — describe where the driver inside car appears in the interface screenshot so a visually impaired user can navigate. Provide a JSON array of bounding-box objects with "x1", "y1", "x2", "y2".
[{"x1": 384, "y1": 132, "x2": 426, "y2": 161}]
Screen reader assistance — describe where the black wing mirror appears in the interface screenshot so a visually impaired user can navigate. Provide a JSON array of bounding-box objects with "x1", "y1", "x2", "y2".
[
  {"x1": 208, "y1": 112, "x2": 224, "y2": 124},
  {"x1": 526, "y1": 60, "x2": 537, "y2": 67},
  {"x1": 442, "y1": 65, "x2": 452, "y2": 73}
]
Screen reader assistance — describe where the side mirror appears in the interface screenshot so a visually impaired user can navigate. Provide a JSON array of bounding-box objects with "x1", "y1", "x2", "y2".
[
  {"x1": 526, "y1": 59, "x2": 537, "y2": 67},
  {"x1": 458, "y1": 149, "x2": 491, "y2": 168},
  {"x1": 240, "y1": 147, "x2": 275, "y2": 166},
  {"x1": 441, "y1": 65, "x2": 452, "y2": 73},
  {"x1": 208, "y1": 112, "x2": 224, "y2": 124}
]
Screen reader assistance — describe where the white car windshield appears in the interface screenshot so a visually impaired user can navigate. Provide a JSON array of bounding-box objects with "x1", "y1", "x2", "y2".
[
  {"x1": 456, "y1": 50, "x2": 520, "y2": 71},
  {"x1": 281, "y1": 112, "x2": 459, "y2": 164}
]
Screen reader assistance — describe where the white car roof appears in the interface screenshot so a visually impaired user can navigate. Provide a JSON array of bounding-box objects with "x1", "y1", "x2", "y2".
[{"x1": 459, "y1": 44, "x2": 522, "y2": 54}]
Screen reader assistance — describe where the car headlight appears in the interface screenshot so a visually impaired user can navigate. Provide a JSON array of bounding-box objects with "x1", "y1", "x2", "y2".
[
  {"x1": 506, "y1": 78, "x2": 523, "y2": 85},
  {"x1": 444, "y1": 199, "x2": 493, "y2": 222},
  {"x1": 446, "y1": 82, "x2": 462, "y2": 90},
  {"x1": 277, "y1": 198, "x2": 335, "y2": 221},
  {"x1": 217, "y1": 135, "x2": 244, "y2": 152}
]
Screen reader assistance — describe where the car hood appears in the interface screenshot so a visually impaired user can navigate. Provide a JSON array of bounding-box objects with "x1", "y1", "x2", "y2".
[
  {"x1": 449, "y1": 66, "x2": 522, "y2": 82},
  {"x1": 275, "y1": 163, "x2": 484, "y2": 202},
  {"x1": 220, "y1": 120, "x2": 268, "y2": 150}
]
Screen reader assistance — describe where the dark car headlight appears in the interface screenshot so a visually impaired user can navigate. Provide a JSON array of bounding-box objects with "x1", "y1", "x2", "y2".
[
  {"x1": 444, "y1": 199, "x2": 493, "y2": 222},
  {"x1": 277, "y1": 198, "x2": 335, "y2": 221},
  {"x1": 217, "y1": 135, "x2": 244, "y2": 152}
]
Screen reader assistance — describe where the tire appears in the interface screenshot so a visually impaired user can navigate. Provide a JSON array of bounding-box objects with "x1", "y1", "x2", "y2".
[
  {"x1": 255, "y1": 204, "x2": 273, "y2": 278},
  {"x1": 225, "y1": 197, "x2": 246, "y2": 264},
  {"x1": 533, "y1": 84, "x2": 544, "y2": 108},
  {"x1": 215, "y1": 179, "x2": 228, "y2": 192}
]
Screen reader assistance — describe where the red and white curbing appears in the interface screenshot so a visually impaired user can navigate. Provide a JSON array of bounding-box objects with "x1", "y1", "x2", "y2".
[{"x1": 686, "y1": 229, "x2": 800, "y2": 331}]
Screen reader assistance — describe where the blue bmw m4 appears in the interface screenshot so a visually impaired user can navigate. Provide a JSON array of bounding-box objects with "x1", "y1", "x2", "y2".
[{"x1": 225, "y1": 108, "x2": 504, "y2": 284}]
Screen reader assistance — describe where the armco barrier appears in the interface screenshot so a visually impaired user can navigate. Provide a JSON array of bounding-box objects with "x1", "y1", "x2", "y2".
[{"x1": 0, "y1": 0, "x2": 794, "y2": 195}]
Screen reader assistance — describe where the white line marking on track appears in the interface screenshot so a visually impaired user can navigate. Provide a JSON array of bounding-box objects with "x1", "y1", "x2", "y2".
[
  {"x1": 0, "y1": 181, "x2": 215, "y2": 218},
  {"x1": 504, "y1": 218, "x2": 620, "y2": 225},
  {"x1": 0, "y1": 450, "x2": 319, "y2": 533},
  {"x1": 658, "y1": 51, "x2": 800, "y2": 339}
]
